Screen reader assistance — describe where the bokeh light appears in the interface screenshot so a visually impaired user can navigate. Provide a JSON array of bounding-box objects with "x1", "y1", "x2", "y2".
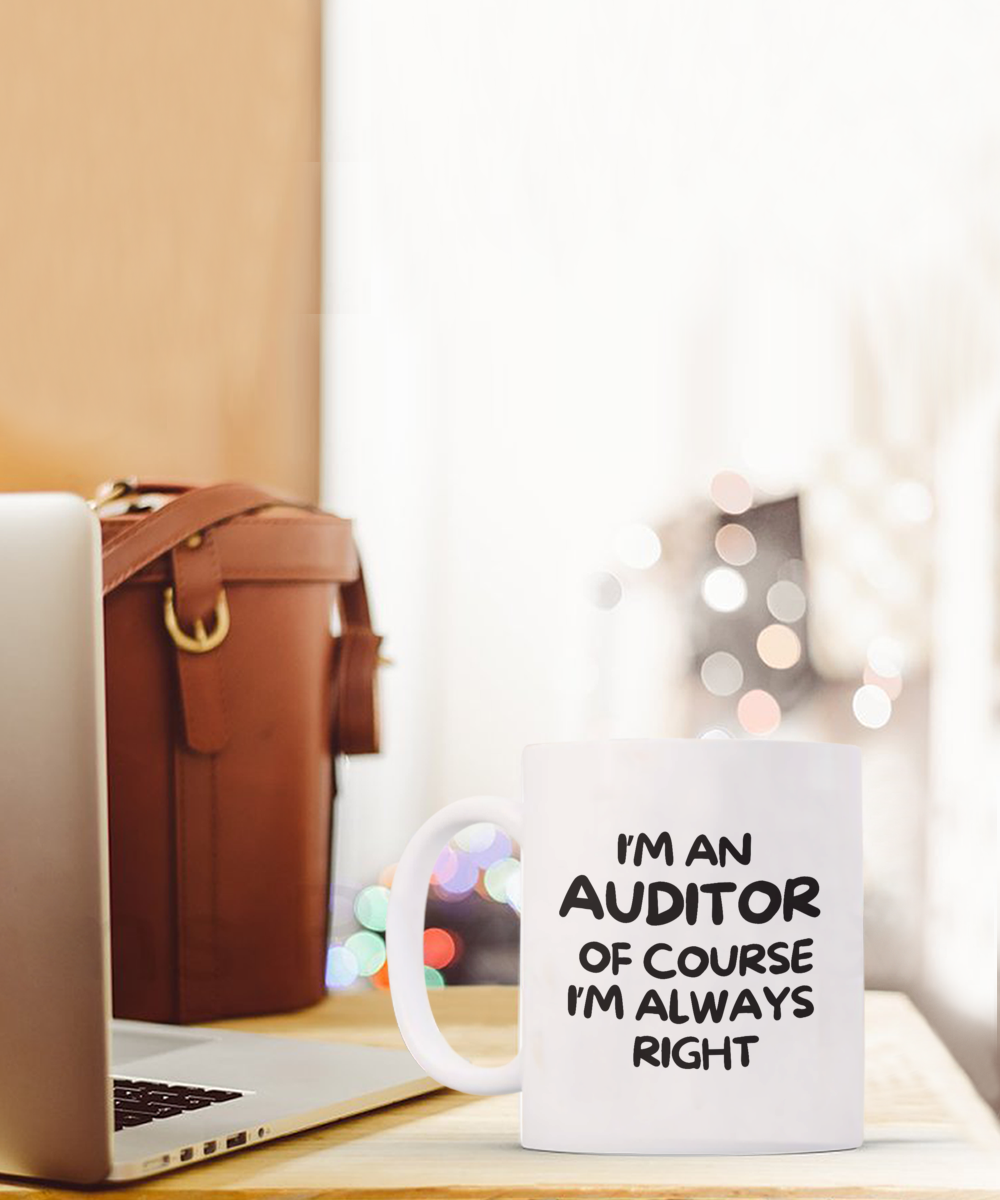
[
  {"x1": 341, "y1": 821, "x2": 525, "y2": 993},
  {"x1": 468, "y1": 828, "x2": 513, "y2": 870},
  {"x1": 431, "y1": 845, "x2": 459, "y2": 886},
  {"x1": 709, "y1": 470, "x2": 753, "y2": 515},
  {"x1": 853, "y1": 684, "x2": 892, "y2": 729},
  {"x1": 378, "y1": 863, "x2": 397, "y2": 888},
  {"x1": 345, "y1": 930, "x2": 387, "y2": 977},
  {"x1": 715, "y1": 523, "x2": 757, "y2": 566},
  {"x1": 423, "y1": 927, "x2": 457, "y2": 969},
  {"x1": 436, "y1": 853, "x2": 479, "y2": 897},
  {"x1": 737, "y1": 689, "x2": 782, "y2": 735},
  {"x1": 700, "y1": 650, "x2": 744, "y2": 696},
  {"x1": 586, "y1": 571, "x2": 623, "y2": 610},
  {"x1": 354, "y1": 884, "x2": 390, "y2": 932},
  {"x1": 867, "y1": 636, "x2": 904, "y2": 678},
  {"x1": 424, "y1": 966, "x2": 446, "y2": 989},
  {"x1": 700, "y1": 728, "x2": 732, "y2": 740},
  {"x1": 701, "y1": 566, "x2": 748, "y2": 613},
  {"x1": 484, "y1": 857, "x2": 521, "y2": 905},
  {"x1": 766, "y1": 580, "x2": 807, "y2": 623},
  {"x1": 614, "y1": 523, "x2": 662, "y2": 570},
  {"x1": 756, "y1": 624, "x2": 802, "y2": 669},
  {"x1": 454, "y1": 823, "x2": 497, "y2": 852},
  {"x1": 326, "y1": 944, "x2": 359, "y2": 989},
  {"x1": 863, "y1": 664, "x2": 903, "y2": 700}
]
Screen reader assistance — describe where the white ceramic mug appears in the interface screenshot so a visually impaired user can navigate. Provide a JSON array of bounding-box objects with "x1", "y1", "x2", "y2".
[{"x1": 387, "y1": 739, "x2": 863, "y2": 1154}]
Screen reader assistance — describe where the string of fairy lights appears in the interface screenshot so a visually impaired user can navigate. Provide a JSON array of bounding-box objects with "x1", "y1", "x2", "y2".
[
  {"x1": 326, "y1": 822, "x2": 521, "y2": 991},
  {"x1": 698, "y1": 469, "x2": 915, "y2": 736},
  {"x1": 326, "y1": 466, "x2": 927, "y2": 991},
  {"x1": 700, "y1": 470, "x2": 803, "y2": 736}
]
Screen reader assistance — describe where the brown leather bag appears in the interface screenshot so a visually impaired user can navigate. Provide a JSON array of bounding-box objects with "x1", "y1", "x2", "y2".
[{"x1": 97, "y1": 480, "x2": 381, "y2": 1023}]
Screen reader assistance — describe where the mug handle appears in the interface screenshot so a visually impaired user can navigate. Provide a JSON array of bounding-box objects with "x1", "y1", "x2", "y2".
[{"x1": 386, "y1": 794, "x2": 523, "y2": 1094}]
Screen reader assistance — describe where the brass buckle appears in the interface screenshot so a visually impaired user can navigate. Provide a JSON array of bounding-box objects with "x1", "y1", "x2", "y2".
[{"x1": 163, "y1": 586, "x2": 230, "y2": 654}]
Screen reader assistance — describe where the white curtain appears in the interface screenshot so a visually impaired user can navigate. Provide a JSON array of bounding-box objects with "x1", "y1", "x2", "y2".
[{"x1": 322, "y1": 0, "x2": 999, "y2": 1100}]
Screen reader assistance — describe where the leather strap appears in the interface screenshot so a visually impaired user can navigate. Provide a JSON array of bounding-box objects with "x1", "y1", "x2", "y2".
[
  {"x1": 98, "y1": 481, "x2": 382, "y2": 757},
  {"x1": 170, "y1": 530, "x2": 230, "y2": 754},
  {"x1": 331, "y1": 569, "x2": 382, "y2": 756},
  {"x1": 102, "y1": 485, "x2": 300, "y2": 757},
  {"x1": 102, "y1": 482, "x2": 300, "y2": 596},
  {"x1": 100, "y1": 515, "x2": 358, "y2": 585}
]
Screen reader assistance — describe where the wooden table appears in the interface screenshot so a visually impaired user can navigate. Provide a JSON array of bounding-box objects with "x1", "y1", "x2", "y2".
[{"x1": 5, "y1": 987, "x2": 999, "y2": 1198}]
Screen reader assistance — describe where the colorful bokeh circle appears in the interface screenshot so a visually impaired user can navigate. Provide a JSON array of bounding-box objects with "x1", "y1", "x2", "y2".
[
  {"x1": 423, "y1": 927, "x2": 457, "y2": 969},
  {"x1": 326, "y1": 944, "x2": 359, "y2": 989},
  {"x1": 345, "y1": 930, "x2": 387, "y2": 977},
  {"x1": 354, "y1": 884, "x2": 391, "y2": 932}
]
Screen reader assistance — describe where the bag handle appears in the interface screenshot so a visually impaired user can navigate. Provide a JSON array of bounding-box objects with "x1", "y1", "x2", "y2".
[
  {"x1": 100, "y1": 481, "x2": 299, "y2": 596},
  {"x1": 330, "y1": 565, "x2": 382, "y2": 755},
  {"x1": 97, "y1": 480, "x2": 383, "y2": 756}
]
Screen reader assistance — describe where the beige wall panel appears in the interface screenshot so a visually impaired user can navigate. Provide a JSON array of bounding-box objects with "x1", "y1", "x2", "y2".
[{"x1": 0, "y1": 0, "x2": 321, "y2": 500}]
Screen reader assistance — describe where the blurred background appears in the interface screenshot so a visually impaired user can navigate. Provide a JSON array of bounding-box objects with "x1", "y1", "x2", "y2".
[{"x1": 0, "y1": 0, "x2": 996, "y2": 1110}]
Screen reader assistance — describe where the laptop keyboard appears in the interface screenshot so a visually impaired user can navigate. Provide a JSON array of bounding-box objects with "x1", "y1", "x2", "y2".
[{"x1": 113, "y1": 1077, "x2": 244, "y2": 1132}]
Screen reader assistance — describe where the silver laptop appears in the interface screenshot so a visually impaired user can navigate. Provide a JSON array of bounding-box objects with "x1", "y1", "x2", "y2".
[{"x1": 0, "y1": 492, "x2": 434, "y2": 1184}]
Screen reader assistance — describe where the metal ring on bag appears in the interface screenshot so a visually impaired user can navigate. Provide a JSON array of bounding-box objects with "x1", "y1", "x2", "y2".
[{"x1": 163, "y1": 586, "x2": 230, "y2": 654}]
